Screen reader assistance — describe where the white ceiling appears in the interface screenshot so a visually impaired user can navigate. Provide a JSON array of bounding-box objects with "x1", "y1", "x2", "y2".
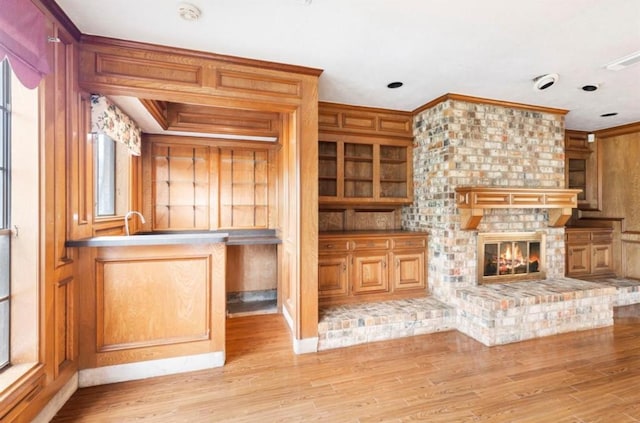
[{"x1": 56, "y1": 0, "x2": 640, "y2": 131}]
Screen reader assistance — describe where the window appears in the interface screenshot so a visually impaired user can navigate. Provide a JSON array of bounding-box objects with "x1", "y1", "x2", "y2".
[
  {"x1": 94, "y1": 133, "x2": 130, "y2": 218},
  {"x1": 0, "y1": 59, "x2": 11, "y2": 370}
]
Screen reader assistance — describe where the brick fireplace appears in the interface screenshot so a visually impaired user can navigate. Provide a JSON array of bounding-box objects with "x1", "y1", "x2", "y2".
[
  {"x1": 401, "y1": 96, "x2": 615, "y2": 345},
  {"x1": 402, "y1": 96, "x2": 568, "y2": 298}
]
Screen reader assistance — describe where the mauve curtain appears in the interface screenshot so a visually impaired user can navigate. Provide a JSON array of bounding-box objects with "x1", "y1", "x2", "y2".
[{"x1": 0, "y1": 0, "x2": 50, "y2": 89}]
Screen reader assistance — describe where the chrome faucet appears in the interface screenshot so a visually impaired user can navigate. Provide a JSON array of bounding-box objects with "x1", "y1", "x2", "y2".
[{"x1": 124, "y1": 211, "x2": 146, "y2": 236}]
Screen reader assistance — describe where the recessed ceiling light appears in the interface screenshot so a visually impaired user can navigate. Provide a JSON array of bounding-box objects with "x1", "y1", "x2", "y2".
[
  {"x1": 178, "y1": 2, "x2": 201, "y2": 21},
  {"x1": 532, "y1": 73, "x2": 559, "y2": 91},
  {"x1": 387, "y1": 82, "x2": 403, "y2": 89},
  {"x1": 600, "y1": 112, "x2": 618, "y2": 117},
  {"x1": 581, "y1": 84, "x2": 599, "y2": 92}
]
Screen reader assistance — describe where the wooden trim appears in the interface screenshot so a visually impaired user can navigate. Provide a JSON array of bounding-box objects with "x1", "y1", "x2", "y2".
[
  {"x1": 0, "y1": 364, "x2": 46, "y2": 421},
  {"x1": 143, "y1": 133, "x2": 280, "y2": 151},
  {"x1": 577, "y1": 216, "x2": 626, "y2": 233},
  {"x1": 455, "y1": 187, "x2": 581, "y2": 230},
  {"x1": 412, "y1": 93, "x2": 570, "y2": 116},
  {"x1": 319, "y1": 101, "x2": 413, "y2": 117},
  {"x1": 165, "y1": 103, "x2": 281, "y2": 138},
  {"x1": 139, "y1": 99, "x2": 169, "y2": 130},
  {"x1": 319, "y1": 102, "x2": 413, "y2": 138},
  {"x1": 35, "y1": 0, "x2": 82, "y2": 41},
  {"x1": 594, "y1": 121, "x2": 640, "y2": 138},
  {"x1": 79, "y1": 35, "x2": 324, "y2": 77}
]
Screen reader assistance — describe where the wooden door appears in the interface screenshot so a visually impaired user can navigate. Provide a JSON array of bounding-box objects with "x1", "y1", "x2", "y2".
[
  {"x1": 392, "y1": 251, "x2": 425, "y2": 291},
  {"x1": 591, "y1": 243, "x2": 613, "y2": 274},
  {"x1": 351, "y1": 252, "x2": 389, "y2": 294},
  {"x1": 318, "y1": 254, "x2": 349, "y2": 298},
  {"x1": 566, "y1": 244, "x2": 590, "y2": 276}
]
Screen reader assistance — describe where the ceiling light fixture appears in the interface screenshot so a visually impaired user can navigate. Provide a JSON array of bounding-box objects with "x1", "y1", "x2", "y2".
[
  {"x1": 387, "y1": 81, "x2": 403, "y2": 89},
  {"x1": 581, "y1": 84, "x2": 599, "y2": 92},
  {"x1": 600, "y1": 112, "x2": 618, "y2": 117},
  {"x1": 605, "y1": 50, "x2": 640, "y2": 71},
  {"x1": 178, "y1": 2, "x2": 201, "y2": 21},
  {"x1": 532, "y1": 73, "x2": 559, "y2": 91}
]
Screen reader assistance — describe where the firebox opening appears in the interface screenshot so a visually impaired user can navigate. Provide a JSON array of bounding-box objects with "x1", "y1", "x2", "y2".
[{"x1": 478, "y1": 232, "x2": 546, "y2": 284}]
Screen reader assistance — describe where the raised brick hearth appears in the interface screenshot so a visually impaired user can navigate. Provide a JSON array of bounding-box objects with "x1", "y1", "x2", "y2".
[
  {"x1": 318, "y1": 278, "x2": 639, "y2": 350},
  {"x1": 454, "y1": 278, "x2": 615, "y2": 346}
]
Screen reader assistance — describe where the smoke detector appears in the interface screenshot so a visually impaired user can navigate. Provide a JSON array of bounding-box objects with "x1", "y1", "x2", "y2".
[
  {"x1": 532, "y1": 73, "x2": 559, "y2": 91},
  {"x1": 178, "y1": 3, "x2": 201, "y2": 21}
]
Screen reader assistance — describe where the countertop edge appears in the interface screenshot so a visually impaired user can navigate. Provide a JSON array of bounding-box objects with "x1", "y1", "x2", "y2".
[{"x1": 66, "y1": 234, "x2": 230, "y2": 248}]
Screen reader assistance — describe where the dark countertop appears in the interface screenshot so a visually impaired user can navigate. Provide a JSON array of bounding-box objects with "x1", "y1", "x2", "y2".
[
  {"x1": 65, "y1": 229, "x2": 281, "y2": 248},
  {"x1": 319, "y1": 230, "x2": 428, "y2": 237}
]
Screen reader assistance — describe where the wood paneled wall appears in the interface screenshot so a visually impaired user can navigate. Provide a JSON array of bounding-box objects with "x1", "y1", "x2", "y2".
[
  {"x1": 10, "y1": 5, "x2": 320, "y2": 420},
  {"x1": 2, "y1": 2, "x2": 82, "y2": 421},
  {"x1": 580, "y1": 123, "x2": 640, "y2": 279},
  {"x1": 76, "y1": 37, "x2": 320, "y2": 345}
]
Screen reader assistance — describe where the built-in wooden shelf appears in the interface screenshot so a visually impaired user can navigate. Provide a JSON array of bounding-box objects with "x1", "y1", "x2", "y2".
[{"x1": 455, "y1": 187, "x2": 581, "y2": 230}]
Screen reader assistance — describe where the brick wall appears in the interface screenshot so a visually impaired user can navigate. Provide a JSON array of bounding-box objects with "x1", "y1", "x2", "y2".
[{"x1": 402, "y1": 98, "x2": 566, "y2": 301}]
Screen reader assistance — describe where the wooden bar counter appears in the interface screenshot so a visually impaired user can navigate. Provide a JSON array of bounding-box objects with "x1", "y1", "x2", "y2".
[{"x1": 68, "y1": 234, "x2": 229, "y2": 387}]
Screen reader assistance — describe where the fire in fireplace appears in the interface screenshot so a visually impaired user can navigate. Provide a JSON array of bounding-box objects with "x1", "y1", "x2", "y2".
[{"x1": 477, "y1": 232, "x2": 545, "y2": 284}]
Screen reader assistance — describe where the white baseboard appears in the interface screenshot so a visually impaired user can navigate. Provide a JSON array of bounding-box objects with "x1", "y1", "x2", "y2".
[
  {"x1": 78, "y1": 351, "x2": 225, "y2": 388},
  {"x1": 282, "y1": 305, "x2": 318, "y2": 354},
  {"x1": 282, "y1": 304, "x2": 294, "y2": 330},
  {"x1": 32, "y1": 372, "x2": 78, "y2": 423},
  {"x1": 293, "y1": 336, "x2": 318, "y2": 354}
]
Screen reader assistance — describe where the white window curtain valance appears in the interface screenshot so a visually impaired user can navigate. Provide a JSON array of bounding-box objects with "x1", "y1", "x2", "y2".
[
  {"x1": 0, "y1": 0, "x2": 51, "y2": 89},
  {"x1": 91, "y1": 95, "x2": 142, "y2": 156}
]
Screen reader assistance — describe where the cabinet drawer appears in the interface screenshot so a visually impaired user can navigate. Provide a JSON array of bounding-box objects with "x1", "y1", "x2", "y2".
[
  {"x1": 566, "y1": 231, "x2": 590, "y2": 243},
  {"x1": 591, "y1": 231, "x2": 613, "y2": 243},
  {"x1": 392, "y1": 237, "x2": 426, "y2": 250},
  {"x1": 352, "y1": 238, "x2": 390, "y2": 250},
  {"x1": 319, "y1": 240, "x2": 350, "y2": 252}
]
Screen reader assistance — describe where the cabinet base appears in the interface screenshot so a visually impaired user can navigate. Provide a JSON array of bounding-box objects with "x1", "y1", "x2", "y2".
[{"x1": 78, "y1": 351, "x2": 225, "y2": 387}]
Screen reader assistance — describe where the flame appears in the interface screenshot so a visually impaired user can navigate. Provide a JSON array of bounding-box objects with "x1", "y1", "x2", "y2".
[{"x1": 501, "y1": 244, "x2": 524, "y2": 262}]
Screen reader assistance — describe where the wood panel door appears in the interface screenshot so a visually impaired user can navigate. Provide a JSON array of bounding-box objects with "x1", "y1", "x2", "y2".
[
  {"x1": 566, "y1": 244, "x2": 591, "y2": 277},
  {"x1": 591, "y1": 243, "x2": 613, "y2": 275},
  {"x1": 318, "y1": 136, "x2": 412, "y2": 206},
  {"x1": 351, "y1": 252, "x2": 389, "y2": 294},
  {"x1": 392, "y1": 251, "x2": 425, "y2": 291},
  {"x1": 318, "y1": 254, "x2": 349, "y2": 298}
]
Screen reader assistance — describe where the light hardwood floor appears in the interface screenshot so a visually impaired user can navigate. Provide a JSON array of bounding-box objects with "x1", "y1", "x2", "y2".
[{"x1": 52, "y1": 305, "x2": 640, "y2": 422}]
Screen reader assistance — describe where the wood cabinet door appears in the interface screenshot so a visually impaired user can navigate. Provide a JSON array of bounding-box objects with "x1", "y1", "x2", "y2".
[
  {"x1": 351, "y1": 252, "x2": 389, "y2": 294},
  {"x1": 392, "y1": 251, "x2": 425, "y2": 291},
  {"x1": 318, "y1": 135, "x2": 412, "y2": 206},
  {"x1": 591, "y1": 243, "x2": 613, "y2": 274},
  {"x1": 318, "y1": 254, "x2": 349, "y2": 298},
  {"x1": 566, "y1": 244, "x2": 591, "y2": 276}
]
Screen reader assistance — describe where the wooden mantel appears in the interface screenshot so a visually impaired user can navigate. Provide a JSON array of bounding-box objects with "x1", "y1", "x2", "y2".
[{"x1": 455, "y1": 187, "x2": 581, "y2": 230}]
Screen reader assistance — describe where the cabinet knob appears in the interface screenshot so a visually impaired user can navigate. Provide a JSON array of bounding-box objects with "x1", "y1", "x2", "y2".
[
  {"x1": 326, "y1": 244, "x2": 334, "y2": 249},
  {"x1": 342, "y1": 264, "x2": 346, "y2": 271}
]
